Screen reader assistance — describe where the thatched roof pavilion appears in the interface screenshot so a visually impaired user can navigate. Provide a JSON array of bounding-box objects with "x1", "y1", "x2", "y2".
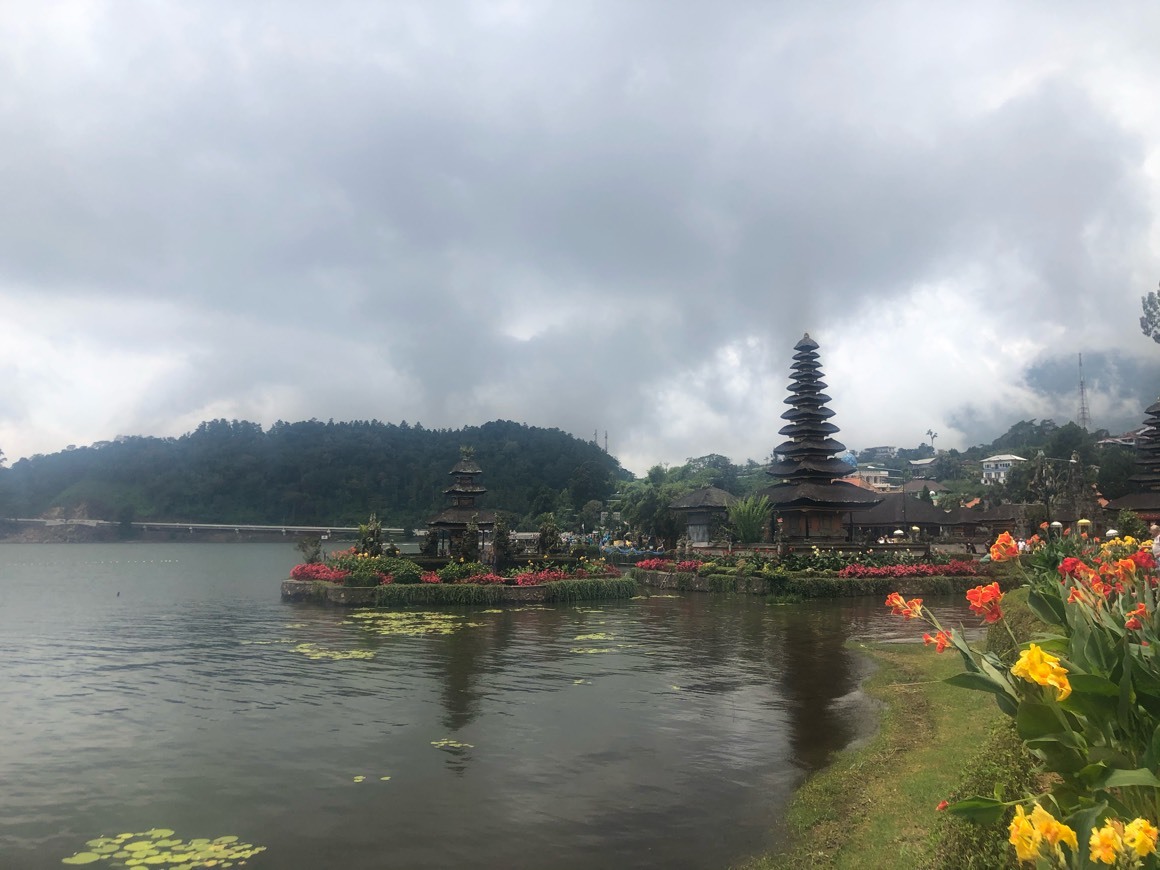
[
  {"x1": 757, "y1": 333, "x2": 881, "y2": 542},
  {"x1": 669, "y1": 486, "x2": 738, "y2": 544}
]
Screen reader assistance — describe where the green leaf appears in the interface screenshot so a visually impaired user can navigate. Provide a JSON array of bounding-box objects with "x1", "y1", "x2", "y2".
[
  {"x1": 944, "y1": 796, "x2": 1008, "y2": 825},
  {"x1": 1016, "y1": 702, "x2": 1064, "y2": 740},
  {"x1": 1028, "y1": 588, "x2": 1067, "y2": 627},
  {"x1": 945, "y1": 671, "x2": 1008, "y2": 696},
  {"x1": 1146, "y1": 724, "x2": 1160, "y2": 771},
  {"x1": 1098, "y1": 768, "x2": 1160, "y2": 789},
  {"x1": 1025, "y1": 738, "x2": 1086, "y2": 774},
  {"x1": 1067, "y1": 674, "x2": 1120, "y2": 697}
]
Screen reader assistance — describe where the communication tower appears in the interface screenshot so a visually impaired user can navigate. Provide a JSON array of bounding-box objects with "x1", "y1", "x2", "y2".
[{"x1": 1077, "y1": 353, "x2": 1092, "y2": 430}]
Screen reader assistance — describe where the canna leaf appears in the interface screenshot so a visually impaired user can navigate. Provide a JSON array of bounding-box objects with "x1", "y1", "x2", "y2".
[{"x1": 944, "y1": 796, "x2": 1007, "y2": 825}]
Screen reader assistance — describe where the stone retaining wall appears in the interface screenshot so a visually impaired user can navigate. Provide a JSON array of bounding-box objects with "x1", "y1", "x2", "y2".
[
  {"x1": 632, "y1": 569, "x2": 1011, "y2": 598},
  {"x1": 281, "y1": 579, "x2": 554, "y2": 605}
]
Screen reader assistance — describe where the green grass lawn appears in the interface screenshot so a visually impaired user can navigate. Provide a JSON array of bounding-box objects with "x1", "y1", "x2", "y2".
[{"x1": 734, "y1": 641, "x2": 1035, "y2": 869}]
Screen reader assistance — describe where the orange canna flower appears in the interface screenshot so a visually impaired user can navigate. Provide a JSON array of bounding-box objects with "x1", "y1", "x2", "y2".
[
  {"x1": 990, "y1": 531, "x2": 1020, "y2": 562},
  {"x1": 923, "y1": 630, "x2": 952, "y2": 653},
  {"x1": 885, "y1": 592, "x2": 924, "y2": 620},
  {"x1": 966, "y1": 582, "x2": 1004, "y2": 623}
]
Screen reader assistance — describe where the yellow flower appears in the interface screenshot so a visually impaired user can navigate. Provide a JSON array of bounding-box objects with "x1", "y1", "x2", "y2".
[
  {"x1": 1011, "y1": 644, "x2": 1072, "y2": 701},
  {"x1": 1124, "y1": 818, "x2": 1159, "y2": 857},
  {"x1": 1032, "y1": 804, "x2": 1078, "y2": 853},
  {"x1": 1090, "y1": 822, "x2": 1123, "y2": 865},
  {"x1": 1009, "y1": 805, "x2": 1042, "y2": 863}
]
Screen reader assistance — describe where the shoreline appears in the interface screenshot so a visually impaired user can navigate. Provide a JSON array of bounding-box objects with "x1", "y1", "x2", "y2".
[{"x1": 735, "y1": 640, "x2": 1027, "y2": 869}]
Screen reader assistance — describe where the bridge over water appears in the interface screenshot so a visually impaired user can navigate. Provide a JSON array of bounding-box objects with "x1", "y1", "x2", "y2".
[{"x1": 5, "y1": 517, "x2": 411, "y2": 538}]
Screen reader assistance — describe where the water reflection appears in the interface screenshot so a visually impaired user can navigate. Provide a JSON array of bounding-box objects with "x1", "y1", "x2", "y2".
[{"x1": 0, "y1": 544, "x2": 984, "y2": 870}]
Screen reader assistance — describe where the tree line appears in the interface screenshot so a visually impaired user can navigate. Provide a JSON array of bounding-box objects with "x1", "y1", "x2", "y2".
[{"x1": 0, "y1": 419, "x2": 627, "y2": 532}]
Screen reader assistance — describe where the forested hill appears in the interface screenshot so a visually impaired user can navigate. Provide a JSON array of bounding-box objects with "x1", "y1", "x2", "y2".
[{"x1": 0, "y1": 419, "x2": 628, "y2": 530}]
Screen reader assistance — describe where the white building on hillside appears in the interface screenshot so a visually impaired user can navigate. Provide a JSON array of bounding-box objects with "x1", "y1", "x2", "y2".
[{"x1": 981, "y1": 454, "x2": 1025, "y2": 485}]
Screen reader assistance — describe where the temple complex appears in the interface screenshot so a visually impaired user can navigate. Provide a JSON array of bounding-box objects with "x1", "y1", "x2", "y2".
[
  {"x1": 758, "y1": 333, "x2": 882, "y2": 542},
  {"x1": 1107, "y1": 399, "x2": 1160, "y2": 523}
]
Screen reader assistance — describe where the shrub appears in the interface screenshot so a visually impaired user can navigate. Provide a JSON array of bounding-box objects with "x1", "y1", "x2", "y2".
[
  {"x1": 290, "y1": 563, "x2": 349, "y2": 582},
  {"x1": 438, "y1": 560, "x2": 490, "y2": 582}
]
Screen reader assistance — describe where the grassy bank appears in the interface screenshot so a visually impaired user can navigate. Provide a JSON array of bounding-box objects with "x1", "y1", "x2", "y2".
[{"x1": 736, "y1": 641, "x2": 1037, "y2": 869}]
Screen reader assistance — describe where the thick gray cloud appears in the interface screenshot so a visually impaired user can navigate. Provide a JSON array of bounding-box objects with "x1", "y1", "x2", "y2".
[{"x1": 2, "y1": 1, "x2": 1159, "y2": 473}]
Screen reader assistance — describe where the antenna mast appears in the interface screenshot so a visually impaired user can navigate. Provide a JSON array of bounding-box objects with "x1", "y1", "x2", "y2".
[{"x1": 1077, "y1": 353, "x2": 1091, "y2": 430}]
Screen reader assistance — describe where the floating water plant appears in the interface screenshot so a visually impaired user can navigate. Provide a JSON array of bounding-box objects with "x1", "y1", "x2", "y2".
[
  {"x1": 431, "y1": 738, "x2": 473, "y2": 750},
  {"x1": 573, "y1": 633, "x2": 612, "y2": 641},
  {"x1": 292, "y1": 643, "x2": 375, "y2": 661},
  {"x1": 569, "y1": 647, "x2": 613, "y2": 654},
  {"x1": 61, "y1": 829, "x2": 266, "y2": 867},
  {"x1": 346, "y1": 610, "x2": 471, "y2": 637}
]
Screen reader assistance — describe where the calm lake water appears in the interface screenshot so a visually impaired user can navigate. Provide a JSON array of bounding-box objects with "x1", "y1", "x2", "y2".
[{"x1": 0, "y1": 544, "x2": 978, "y2": 869}]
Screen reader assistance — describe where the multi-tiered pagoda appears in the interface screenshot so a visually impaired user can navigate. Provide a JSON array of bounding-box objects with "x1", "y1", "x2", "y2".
[
  {"x1": 1107, "y1": 399, "x2": 1160, "y2": 523},
  {"x1": 758, "y1": 333, "x2": 881, "y2": 542},
  {"x1": 426, "y1": 447, "x2": 497, "y2": 555}
]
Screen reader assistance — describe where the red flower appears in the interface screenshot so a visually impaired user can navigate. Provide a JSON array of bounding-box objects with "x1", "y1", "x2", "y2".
[
  {"x1": 1127, "y1": 617, "x2": 1143, "y2": 631},
  {"x1": 936, "y1": 800, "x2": 949, "y2": 812},
  {"x1": 965, "y1": 582, "x2": 1004, "y2": 623},
  {"x1": 1131, "y1": 550, "x2": 1157, "y2": 572}
]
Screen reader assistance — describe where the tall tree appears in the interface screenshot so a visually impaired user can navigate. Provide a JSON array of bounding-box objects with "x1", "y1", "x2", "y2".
[{"x1": 1142, "y1": 285, "x2": 1160, "y2": 344}]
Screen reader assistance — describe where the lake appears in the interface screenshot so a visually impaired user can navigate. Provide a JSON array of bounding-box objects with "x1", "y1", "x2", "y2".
[{"x1": 0, "y1": 543, "x2": 977, "y2": 869}]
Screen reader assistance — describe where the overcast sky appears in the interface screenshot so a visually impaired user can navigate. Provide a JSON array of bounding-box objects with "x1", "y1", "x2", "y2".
[{"x1": 3, "y1": 1, "x2": 1160, "y2": 475}]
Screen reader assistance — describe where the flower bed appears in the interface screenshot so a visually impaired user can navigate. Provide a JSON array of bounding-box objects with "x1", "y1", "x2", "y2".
[
  {"x1": 837, "y1": 559, "x2": 980, "y2": 579},
  {"x1": 288, "y1": 550, "x2": 621, "y2": 589},
  {"x1": 885, "y1": 530, "x2": 1160, "y2": 868}
]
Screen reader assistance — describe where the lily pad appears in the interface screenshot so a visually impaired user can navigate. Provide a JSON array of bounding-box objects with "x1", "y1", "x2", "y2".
[{"x1": 61, "y1": 829, "x2": 266, "y2": 868}]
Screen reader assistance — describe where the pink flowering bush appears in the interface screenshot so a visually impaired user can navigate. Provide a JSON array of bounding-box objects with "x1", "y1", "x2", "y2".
[
  {"x1": 635, "y1": 558, "x2": 675, "y2": 571},
  {"x1": 674, "y1": 560, "x2": 703, "y2": 573},
  {"x1": 290, "y1": 563, "x2": 350, "y2": 583},
  {"x1": 837, "y1": 560, "x2": 980, "y2": 579}
]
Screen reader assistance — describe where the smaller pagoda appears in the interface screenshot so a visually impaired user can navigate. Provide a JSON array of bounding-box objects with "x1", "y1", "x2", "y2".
[
  {"x1": 757, "y1": 333, "x2": 882, "y2": 542},
  {"x1": 1107, "y1": 399, "x2": 1160, "y2": 522},
  {"x1": 426, "y1": 447, "x2": 497, "y2": 556},
  {"x1": 669, "y1": 486, "x2": 738, "y2": 545}
]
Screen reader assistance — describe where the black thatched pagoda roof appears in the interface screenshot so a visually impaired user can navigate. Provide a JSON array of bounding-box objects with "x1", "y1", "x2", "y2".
[
  {"x1": 757, "y1": 480, "x2": 883, "y2": 510},
  {"x1": 764, "y1": 333, "x2": 882, "y2": 513},
  {"x1": 669, "y1": 486, "x2": 738, "y2": 510},
  {"x1": 428, "y1": 508, "x2": 497, "y2": 528},
  {"x1": 1108, "y1": 399, "x2": 1160, "y2": 518}
]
